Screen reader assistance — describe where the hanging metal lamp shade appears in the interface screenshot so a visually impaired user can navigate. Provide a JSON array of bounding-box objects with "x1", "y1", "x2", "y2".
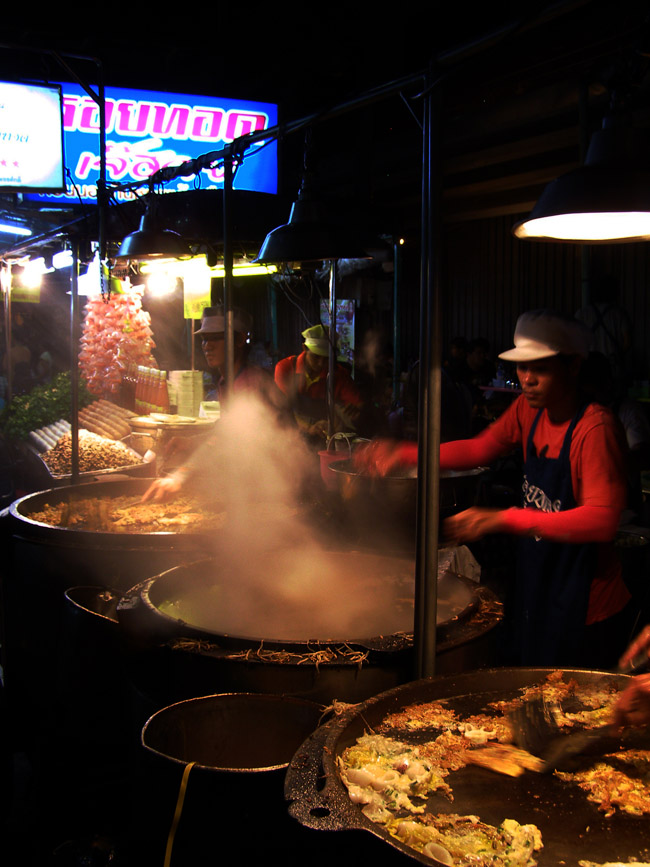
[
  {"x1": 513, "y1": 121, "x2": 650, "y2": 243},
  {"x1": 116, "y1": 204, "x2": 192, "y2": 261},
  {"x1": 254, "y1": 196, "x2": 369, "y2": 264}
]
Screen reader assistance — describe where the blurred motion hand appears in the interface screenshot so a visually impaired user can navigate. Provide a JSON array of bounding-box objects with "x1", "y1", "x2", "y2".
[
  {"x1": 611, "y1": 674, "x2": 650, "y2": 728},
  {"x1": 163, "y1": 436, "x2": 197, "y2": 458},
  {"x1": 353, "y1": 438, "x2": 418, "y2": 476},
  {"x1": 307, "y1": 419, "x2": 329, "y2": 438},
  {"x1": 619, "y1": 625, "x2": 650, "y2": 672},
  {"x1": 141, "y1": 476, "x2": 183, "y2": 503},
  {"x1": 443, "y1": 507, "x2": 504, "y2": 543}
]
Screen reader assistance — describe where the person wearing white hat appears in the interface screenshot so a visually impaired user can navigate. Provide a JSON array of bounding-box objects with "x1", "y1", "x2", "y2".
[
  {"x1": 274, "y1": 324, "x2": 362, "y2": 443},
  {"x1": 142, "y1": 305, "x2": 286, "y2": 502},
  {"x1": 194, "y1": 305, "x2": 283, "y2": 405},
  {"x1": 358, "y1": 309, "x2": 631, "y2": 667}
]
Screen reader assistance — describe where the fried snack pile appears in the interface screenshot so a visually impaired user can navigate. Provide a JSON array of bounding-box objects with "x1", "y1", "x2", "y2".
[{"x1": 42, "y1": 431, "x2": 142, "y2": 475}]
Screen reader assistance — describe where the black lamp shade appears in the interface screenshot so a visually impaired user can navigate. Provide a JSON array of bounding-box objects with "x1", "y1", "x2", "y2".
[
  {"x1": 254, "y1": 199, "x2": 369, "y2": 264},
  {"x1": 116, "y1": 210, "x2": 191, "y2": 260}
]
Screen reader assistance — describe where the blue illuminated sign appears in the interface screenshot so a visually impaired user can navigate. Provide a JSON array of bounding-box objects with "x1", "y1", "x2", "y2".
[{"x1": 29, "y1": 83, "x2": 277, "y2": 203}]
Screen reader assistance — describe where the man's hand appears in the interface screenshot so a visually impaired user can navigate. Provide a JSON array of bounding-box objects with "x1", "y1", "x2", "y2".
[
  {"x1": 307, "y1": 419, "x2": 328, "y2": 438},
  {"x1": 611, "y1": 674, "x2": 650, "y2": 728},
  {"x1": 141, "y1": 476, "x2": 183, "y2": 503},
  {"x1": 619, "y1": 625, "x2": 650, "y2": 672},
  {"x1": 443, "y1": 507, "x2": 504, "y2": 543},
  {"x1": 163, "y1": 436, "x2": 199, "y2": 458},
  {"x1": 353, "y1": 438, "x2": 418, "y2": 476}
]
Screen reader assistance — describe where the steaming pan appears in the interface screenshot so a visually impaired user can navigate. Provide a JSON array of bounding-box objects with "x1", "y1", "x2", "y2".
[
  {"x1": 132, "y1": 554, "x2": 478, "y2": 650},
  {"x1": 329, "y1": 460, "x2": 487, "y2": 517},
  {"x1": 8, "y1": 478, "x2": 218, "y2": 549},
  {"x1": 286, "y1": 668, "x2": 650, "y2": 865}
]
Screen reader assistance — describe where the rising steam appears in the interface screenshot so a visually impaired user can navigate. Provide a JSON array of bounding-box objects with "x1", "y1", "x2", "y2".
[{"x1": 165, "y1": 393, "x2": 417, "y2": 640}]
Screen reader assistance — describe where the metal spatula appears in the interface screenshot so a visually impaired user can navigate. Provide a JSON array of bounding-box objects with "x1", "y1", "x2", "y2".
[{"x1": 508, "y1": 695, "x2": 617, "y2": 773}]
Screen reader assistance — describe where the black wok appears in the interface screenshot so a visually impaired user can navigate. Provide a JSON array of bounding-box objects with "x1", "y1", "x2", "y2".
[{"x1": 286, "y1": 667, "x2": 650, "y2": 865}]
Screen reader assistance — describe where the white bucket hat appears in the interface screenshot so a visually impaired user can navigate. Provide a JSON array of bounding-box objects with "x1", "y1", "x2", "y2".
[
  {"x1": 195, "y1": 305, "x2": 253, "y2": 335},
  {"x1": 499, "y1": 309, "x2": 591, "y2": 362}
]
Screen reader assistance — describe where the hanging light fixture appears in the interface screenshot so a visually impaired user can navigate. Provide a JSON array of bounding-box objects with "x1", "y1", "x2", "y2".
[
  {"x1": 254, "y1": 187, "x2": 370, "y2": 264},
  {"x1": 513, "y1": 112, "x2": 650, "y2": 243},
  {"x1": 254, "y1": 131, "x2": 369, "y2": 265},
  {"x1": 115, "y1": 192, "x2": 192, "y2": 261}
]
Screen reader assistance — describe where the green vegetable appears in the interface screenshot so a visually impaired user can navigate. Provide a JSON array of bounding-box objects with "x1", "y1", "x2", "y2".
[{"x1": 1, "y1": 372, "x2": 94, "y2": 441}]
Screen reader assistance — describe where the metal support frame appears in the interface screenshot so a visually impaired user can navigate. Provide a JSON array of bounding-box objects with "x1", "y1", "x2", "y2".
[
  {"x1": 70, "y1": 240, "x2": 81, "y2": 483},
  {"x1": 222, "y1": 147, "x2": 235, "y2": 400},
  {"x1": 327, "y1": 260, "x2": 337, "y2": 437},
  {"x1": 414, "y1": 78, "x2": 442, "y2": 678},
  {"x1": 392, "y1": 238, "x2": 403, "y2": 405}
]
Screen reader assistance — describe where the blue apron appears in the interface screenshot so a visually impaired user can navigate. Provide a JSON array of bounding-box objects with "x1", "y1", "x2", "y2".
[{"x1": 515, "y1": 404, "x2": 596, "y2": 666}]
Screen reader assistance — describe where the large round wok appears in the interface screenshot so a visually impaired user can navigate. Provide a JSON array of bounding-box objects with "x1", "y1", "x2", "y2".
[
  {"x1": 285, "y1": 668, "x2": 650, "y2": 865},
  {"x1": 117, "y1": 556, "x2": 502, "y2": 706},
  {"x1": 131, "y1": 552, "x2": 476, "y2": 647},
  {"x1": 8, "y1": 477, "x2": 219, "y2": 549},
  {"x1": 7, "y1": 477, "x2": 221, "y2": 592}
]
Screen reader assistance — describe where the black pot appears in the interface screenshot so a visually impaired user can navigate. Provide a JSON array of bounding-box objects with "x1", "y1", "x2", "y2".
[
  {"x1": 7, "y1": 478, "x2": 216, "y2": 591},
  {"x1": 2, "y1": 479, "x2": 214, "y2": 724},
  {"x1": 327, "y1": 460, "x2": 487, "y2": 548},
  {"x1": 134, "y1": 693, "x2": 327, "y2": 865}
]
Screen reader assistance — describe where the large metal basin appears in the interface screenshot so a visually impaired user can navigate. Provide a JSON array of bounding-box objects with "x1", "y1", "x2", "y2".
[{"x1": 117, "y1": 555, "x2": 503, "y2": 706}]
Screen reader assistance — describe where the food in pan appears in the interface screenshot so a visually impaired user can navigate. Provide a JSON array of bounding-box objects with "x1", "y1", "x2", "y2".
[
  {"x1": 386, "y1": 814, "x2": 542, "y2": 866},
  {"x1": 579, "y1": 862, "x2": 650, "y2": 866},
  {"x1": 464, "y1": 743, "x2": 544, "y2": 777},
  {"x1": 556, "y1": 749, "x2": 650, "y2": 817},
  {"x1": 339, "y1": 673, "x2": 649, "y2": 864},
  {"x1": 339, "y1": 714, "x2": 544, "y2": 863},
  {"x1": 24, "y1": 493, "x2": 226, "y2": 533},
  {"x1": 488, "y1": 669, "x2": 620, "y2": 718},
  {"x1": 338, "y1": 733, "x2": 460, "y2": 822},
  {"x1": 379, "y1": 701, "x2": 461, "y2": 733}
]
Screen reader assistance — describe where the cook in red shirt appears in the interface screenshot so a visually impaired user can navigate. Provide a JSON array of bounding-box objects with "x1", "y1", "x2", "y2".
[
  {"x1": 274, "y1": 324, "x2": 362, "y2": 442},
  {"x1": 359, "y1": 310, "x2": 631, "y2": 666}
]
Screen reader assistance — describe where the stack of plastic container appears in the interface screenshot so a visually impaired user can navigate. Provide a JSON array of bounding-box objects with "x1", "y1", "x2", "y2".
[{"x1": 169, "y1": 370, "x2": 203, "y2": 417}]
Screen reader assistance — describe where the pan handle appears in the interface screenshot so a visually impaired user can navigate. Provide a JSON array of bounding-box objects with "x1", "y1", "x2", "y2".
[{"x1": 284, "y1": 717, "x2": 367, "y2": 833}]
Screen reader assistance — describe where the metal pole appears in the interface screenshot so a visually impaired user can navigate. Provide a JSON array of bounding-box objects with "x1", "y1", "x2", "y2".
[
  {"x1": 414, "y1": 74, "x2": 442, "y2": 679},
  {"x1": 327, "y1": 259, "x2": 337, "y2": 437},
  {"x1": 70, "y1": 240, "x2": 80, "y2": 484},
  {"x1": 392, "y1": 238, "x2": 402, "y2": 404},
  {"x1": 223, "y1": 147, "x2": 234, "y2": 401},
  {"x1": 4, "y1": 265, "x2": 11, "y2": 403},
  {"x1": 96, "y1": 73, "x2": 109, "y2": 301},
  {"x1": 269, "y1": 283, "x2": 279, "y2": 368}
]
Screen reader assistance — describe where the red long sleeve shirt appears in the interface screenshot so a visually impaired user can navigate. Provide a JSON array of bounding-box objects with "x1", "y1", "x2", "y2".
[{"x1": 414, "y1": 396, "x2": 629, "y2": 624}]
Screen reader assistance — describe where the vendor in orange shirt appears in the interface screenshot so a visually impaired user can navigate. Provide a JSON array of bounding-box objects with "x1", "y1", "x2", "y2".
[
  {"x1": 274, "y1": 324, "x2": 362, "y2": 444},
  {"x1": 359, "y1": 309, "x2": 632, "y2": 667}
]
